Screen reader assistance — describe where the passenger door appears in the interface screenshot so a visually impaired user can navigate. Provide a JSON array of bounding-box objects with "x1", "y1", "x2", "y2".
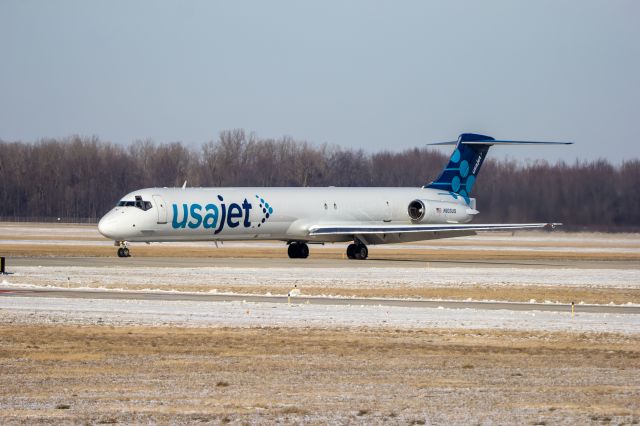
[{"x1": 152, "y1": 195, "x2": 168, "y2": 224}]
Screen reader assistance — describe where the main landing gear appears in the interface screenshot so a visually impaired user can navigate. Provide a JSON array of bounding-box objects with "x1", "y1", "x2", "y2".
[
  {"x1": 287, "y1": 242, "x2": 309, "y2": 259},
  {"x1": 116, "y1": 241, "x2": 131, "y2": 258},
  {"x1": 287, "y1": 241, "x2": 368, "y2": 260},
  {"x1": 346, "y1": 243, "x2": 368, "y2": 260}
]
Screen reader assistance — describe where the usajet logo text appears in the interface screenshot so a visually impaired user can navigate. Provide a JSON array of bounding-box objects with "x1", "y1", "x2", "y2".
[{"x1": 171, "y1": 196, "x2": 252, "y2": 234}]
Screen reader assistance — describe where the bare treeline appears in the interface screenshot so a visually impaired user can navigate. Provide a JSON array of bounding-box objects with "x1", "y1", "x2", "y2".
[{"x1": 1, "y1": 129, "x2": 638, "y2": 230}]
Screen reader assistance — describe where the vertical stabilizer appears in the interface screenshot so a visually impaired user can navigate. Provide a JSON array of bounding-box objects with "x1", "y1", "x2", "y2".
[{"x1": 425, "y1": 133, "x2": 493, "y2": 199}]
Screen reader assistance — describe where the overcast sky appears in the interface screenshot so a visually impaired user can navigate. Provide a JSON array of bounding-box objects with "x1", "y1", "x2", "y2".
[{"x1": 1, "y1": 1, "x2": 638, "y2": 163}]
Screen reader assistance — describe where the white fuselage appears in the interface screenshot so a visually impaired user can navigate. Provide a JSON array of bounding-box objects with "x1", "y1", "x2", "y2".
[{"x1": 98, "y1": 187, "x2": 476, "y2": 244}]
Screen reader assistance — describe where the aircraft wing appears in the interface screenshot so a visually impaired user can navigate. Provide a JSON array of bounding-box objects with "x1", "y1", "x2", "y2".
[{"x1": 308, "y1": 222, "x2": 560, "y2": 236}]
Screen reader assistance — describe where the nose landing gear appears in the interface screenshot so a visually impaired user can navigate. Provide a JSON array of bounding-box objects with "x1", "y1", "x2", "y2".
[
  {"x1": 346, "y1": 243, "x2": 368, "y2": 260},
  {"x1": 287, "y1": 242, "x2": 309, "y2": 259},
  {"x1": 116, "y1": 241, "x2": 131, "y2": 258}
]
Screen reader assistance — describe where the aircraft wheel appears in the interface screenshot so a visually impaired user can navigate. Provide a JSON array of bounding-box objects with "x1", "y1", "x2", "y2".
[
  {"x1": 288, "y1": 242, "x2": 309, "y2": 259},
  {"x1": 117, "y1": 248, "x2": 125, "y2": 257},
  {"x1": 122, "y1": 247, "x2": 130, "y2": 257},
  {"x1": 346, "y1": 244, "x2": 357, "y2": 259},
  {"x1": 298, "y1": 243, "x2": 309, "y2": 259},
  {"x1": 354, "y1": 244, "x2": 368, "y2": 260}
]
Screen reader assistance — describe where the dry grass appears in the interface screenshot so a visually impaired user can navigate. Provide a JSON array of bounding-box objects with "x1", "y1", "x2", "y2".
[
  {"x1": 60, "y1": 281, "x2": 639, "y2": 305},
  {"x1": 0, "y1": 235, "x2": 103, "y2": 241},
  {"x1": 295, "y1": 284, "x2": 640, "y2": 305},
  {"x1": 0, "y1": 325, "x2": 638, "y2": 424},
  {"x1": 2, "y1": 242, "x2": 639, "y2": 262}
]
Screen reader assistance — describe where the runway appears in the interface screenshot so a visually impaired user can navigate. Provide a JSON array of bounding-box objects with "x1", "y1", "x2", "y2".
[{"x1": 1, "y1": 286, "x2": 638, "y2": 314}]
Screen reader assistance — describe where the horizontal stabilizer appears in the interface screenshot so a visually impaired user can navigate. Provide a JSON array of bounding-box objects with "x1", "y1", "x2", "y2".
[
  {"x1": 425, "y1": 133, "x2": 573, "y2": 196},
  {"x1": 429, "y1": 140, "x2": 573, "y2": 146}
]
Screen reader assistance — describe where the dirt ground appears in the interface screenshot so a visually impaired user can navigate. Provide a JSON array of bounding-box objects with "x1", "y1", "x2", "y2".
[{"x1": 0, "y1": 325, "x2": 638, "y2": 425}]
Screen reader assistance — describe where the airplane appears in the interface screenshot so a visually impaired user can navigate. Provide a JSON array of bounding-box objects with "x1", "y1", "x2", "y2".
[{"x1": 98, "y1": 133, "x2": 572, "y2": 259}]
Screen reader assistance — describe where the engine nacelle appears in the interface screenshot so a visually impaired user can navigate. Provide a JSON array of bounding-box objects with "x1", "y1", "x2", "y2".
[{"x1": 407, "y1": 199, "x2": 477, "y2": 224}]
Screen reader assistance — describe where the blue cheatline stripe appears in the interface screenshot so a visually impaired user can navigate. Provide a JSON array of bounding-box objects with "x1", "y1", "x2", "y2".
[
  {"x1": 444, "y1": 168, "x2": 460, "y2": 171},
  {"x1": 309, "y1": 224, "x2": 544, "y2": 234}
]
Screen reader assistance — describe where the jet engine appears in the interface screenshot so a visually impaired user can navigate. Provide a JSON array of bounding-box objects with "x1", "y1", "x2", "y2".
[{"x1": 407, "y1": 199, "x2": 477, "y2": 224}]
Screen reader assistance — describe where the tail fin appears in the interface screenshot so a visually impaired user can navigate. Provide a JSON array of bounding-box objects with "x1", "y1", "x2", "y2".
[
  {"x1": 425, "y1": 133, "x2": 492, "y2": 199},
  {"x1": 425, "y1": 133, "x2": 572, "y2": 200}
]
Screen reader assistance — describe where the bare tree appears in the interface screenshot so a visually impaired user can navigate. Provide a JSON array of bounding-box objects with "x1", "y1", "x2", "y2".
[{"x1": 0, "y1": 132, "x2": 637, "y2": 230}]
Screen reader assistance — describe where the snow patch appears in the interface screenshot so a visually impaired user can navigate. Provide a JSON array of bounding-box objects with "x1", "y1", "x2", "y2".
[
  {"x1": 7, "y1": 265, "x2": 640, "y2": 291},
  {"x1": 1, "y1": 296, "x2": 639, "y2": 334}
]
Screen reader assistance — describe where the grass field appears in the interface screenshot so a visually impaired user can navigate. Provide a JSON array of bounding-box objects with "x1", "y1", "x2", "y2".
[{"x1": 0, "y1": 325, "x2": 638, "y2": 424}]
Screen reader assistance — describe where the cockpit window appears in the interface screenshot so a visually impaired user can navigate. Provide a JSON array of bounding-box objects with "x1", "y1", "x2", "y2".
[{"x1": 117, "y1": 196, "x2": 153, "y2": 211}]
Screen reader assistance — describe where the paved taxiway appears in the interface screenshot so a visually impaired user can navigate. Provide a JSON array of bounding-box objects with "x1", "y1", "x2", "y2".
[{"x1": 2, "y1": 286, "x2": 638, "y2": 314}]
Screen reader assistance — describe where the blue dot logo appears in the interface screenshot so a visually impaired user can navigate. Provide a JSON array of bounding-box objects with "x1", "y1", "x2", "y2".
[
  {"x1": 451, "y1": 149, "x2": 461, "y2": 164},
  {"x1": 459, "y1": 160, "x2": 469, "y2": 178},
  {"x1": 466, "y1": 175, "x2": 476, "y2": 192},
  {"x1": 254, "y1": 194, "x2": 274, "y2": 225},
  {"x1": 451, "y1": 176, "x2": 461, "y2": 192}
]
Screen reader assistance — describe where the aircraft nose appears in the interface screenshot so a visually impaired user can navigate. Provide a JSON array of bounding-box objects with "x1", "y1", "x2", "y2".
[{"x1": 98, "y1": 213, "x2": 118, "y2": 239}]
